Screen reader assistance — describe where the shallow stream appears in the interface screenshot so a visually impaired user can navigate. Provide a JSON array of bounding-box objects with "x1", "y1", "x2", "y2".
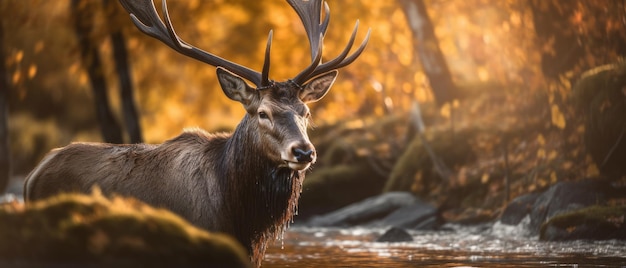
[{"x1": 264, "y1": 220, "x2": 626, "y2": 267}]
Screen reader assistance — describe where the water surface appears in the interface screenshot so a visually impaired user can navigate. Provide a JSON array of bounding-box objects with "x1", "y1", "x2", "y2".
[{"x1": 264, "y1": 221, "x2": 626, "y2": 267}]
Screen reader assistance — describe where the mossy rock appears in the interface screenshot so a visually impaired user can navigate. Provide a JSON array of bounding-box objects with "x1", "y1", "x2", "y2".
[
  {"x1": 540, "y1": 205, "x2": 626, "y2": 241},
  {"x1": 298, "y1": 115, "x2": 406, "y2": 219},
  {"x1": 384, "y1": 128, "x2": 476, "y2": 194},
  {"x1": 298, "y1": 161, "x2": 388, "y2": 219},
  {"x1": 571, "y1": 61, "x2": 626, "y2": 178},
  {"x1": 0, "y1": 191, "x2": 250, "y2": 267}
]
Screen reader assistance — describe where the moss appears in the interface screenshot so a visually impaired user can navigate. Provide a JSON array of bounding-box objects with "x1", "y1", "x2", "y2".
[
  {"x1": 571, "y1": 61, "x2": 626, "y2": 112},
  {"x1": 0, "y1": 191, "x2": 250, "y2": 267},
  {"x1": 540, "y1": 205, "x2": 626, "y2": 241},
  {"x1": 384, "y1": 128, "x2": 476, "y2": 194},
  {"x1": 571, "y1": 61, "x2": 626, "y2": 177}
]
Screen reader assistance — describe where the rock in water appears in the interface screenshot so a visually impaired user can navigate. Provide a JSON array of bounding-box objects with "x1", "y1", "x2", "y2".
[
  {"x1": 306, "y1": 192, "x2": 418, "y2": 227},
  {"x1": 369, "y1": 200, "x2": 439, "y2": 230},
  {"x1": 500, "y1": 193, "x2": 540, "y2": 226},
  {"x1": 540, "y1": 205, "x2": 626, "y2": 241},
  {"x1": 529, "y1": 180, "x2": 613, "y2": 234},
  {"x1": 376, "y1": 227, "x2": 413, "y2": 242}
]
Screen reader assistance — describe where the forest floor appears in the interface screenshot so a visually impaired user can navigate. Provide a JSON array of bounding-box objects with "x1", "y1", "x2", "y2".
[{"x1": 300, "y1": 82, "x2": 624, "y2": 224}]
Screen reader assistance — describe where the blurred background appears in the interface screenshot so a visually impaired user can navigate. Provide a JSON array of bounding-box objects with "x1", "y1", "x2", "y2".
[{"x1": 1, "y1": 0, "x2": 625, "y2": 221}]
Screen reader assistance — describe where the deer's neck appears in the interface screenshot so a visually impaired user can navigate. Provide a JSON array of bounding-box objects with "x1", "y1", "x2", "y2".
[{"x1": 222, "y1": 115, "x2": 304, "y2": 264}]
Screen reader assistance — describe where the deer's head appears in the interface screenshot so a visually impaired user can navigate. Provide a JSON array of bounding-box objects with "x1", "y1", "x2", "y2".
[{"x1": 119, "y1": 0, "x2": 370, "y2": 171}]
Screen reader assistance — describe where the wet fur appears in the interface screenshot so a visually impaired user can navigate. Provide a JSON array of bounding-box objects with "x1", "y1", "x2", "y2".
[{"x1": 24, "y1": 121, "x2": 303, "y2": 266}]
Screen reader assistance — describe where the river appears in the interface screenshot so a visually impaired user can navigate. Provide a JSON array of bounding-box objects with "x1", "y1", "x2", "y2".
[{"x1": 264, "y1": 219, "x2": 626, "y2": 267}]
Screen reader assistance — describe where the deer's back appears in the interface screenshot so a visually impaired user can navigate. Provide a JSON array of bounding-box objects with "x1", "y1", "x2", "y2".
[{"x1": 24, "y1": 130, "x2": 231, "y2": 230}]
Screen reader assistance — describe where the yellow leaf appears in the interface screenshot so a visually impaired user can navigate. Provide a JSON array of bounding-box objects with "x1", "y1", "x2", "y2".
[
  {"x1": 11, "y1": 71, "x2": 21, "y2": 85},
  {"x1": 559, "y1": 75, "x2": 571, "y2": 89},
  {"x1": 537, "y1": 134, "x2": 545, "y2": 145},
  {"x1": 440, "y1": 103, "x2": 451, "y2": 119},
  {"x1": 481, "y1": 173, "x2": 490, "y2": 184},
  {"x1": 15, "y1": 50, "x2": 23, "y2": 63},
  {"x1": 550, "y1": 172, "x2": 558, "y2": 183},
  {"x1": 34, "y1": 41, "x2": 45, "y2": 54},
  {"x1": 551, "y1": 104, "x2": 566, "y2": 129},
  {"x1": 586, "y1": 163, "x2": 600, "y2": 177},
  {"x1": 537, "y1": 148, "x2": 546, "y2": 158},
  {"x1": 561, "y1": 161, "x2": 573, "y2": 169},
  {"x1": 457, "y1": 166, "x2": 468, "y2": 186},
  {"x1": 477, "y1": 67, "x2": 490, "y2": 81},
  {"x1": 28, "y1": 64, "x2": 37, "y2": 79},
  {"x1": 547, "y1": 150, "x2": 558, "y2": 161}
]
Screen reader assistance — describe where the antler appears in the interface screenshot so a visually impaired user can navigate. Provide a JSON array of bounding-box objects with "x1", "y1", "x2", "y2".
[
  {"x1": 118, "y1": 0, "x2": 272, "y2": 87},
  {"x1": 287, "y1": 0, "x2": 371, "y2": 85}
]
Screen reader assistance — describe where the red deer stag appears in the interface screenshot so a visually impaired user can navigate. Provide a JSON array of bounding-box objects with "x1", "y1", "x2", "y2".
[{"x1": 24, "y1": 0, "x2": 369, "y2": 266}]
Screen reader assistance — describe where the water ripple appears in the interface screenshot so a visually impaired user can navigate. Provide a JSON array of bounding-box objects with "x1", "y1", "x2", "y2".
[{"x1": 264, "y1": 222, "x2": 626, "y2": 267}]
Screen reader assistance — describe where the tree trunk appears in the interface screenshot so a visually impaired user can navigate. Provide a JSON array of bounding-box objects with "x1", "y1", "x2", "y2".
[
  {"x1": 105, "y1": 0, "x2": 142, "y2": 143},
  {"x1": 0, "y1": 17, "x2": 10, "y2": 193},
  {"x1": 399, "y1": 0, "x2": 458, "y2": 105},
  {"x1": 72, "y1": 0, "x2": 123, "y2": 144},
  {"x1": 111, "y1": 31, "x2": 142, "y2": 143}
]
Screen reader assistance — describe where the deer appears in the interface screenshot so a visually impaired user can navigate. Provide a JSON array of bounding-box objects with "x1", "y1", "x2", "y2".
[{"x1": 23, "y1": 0, "x2": 369, "y2": 266}]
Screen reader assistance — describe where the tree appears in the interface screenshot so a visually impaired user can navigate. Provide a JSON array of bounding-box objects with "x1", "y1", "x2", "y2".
[
  {"x1": 72, "y1": 0, "x2": 124, "y2": 144},
  {"x1": 0, "y1": 14, "x2": 10, "y2": 193},
  {"x1": 71, "y1": 0, "x2": 144, "y2": 144},
  {"x1": 398, "y1": 0, "x2": 459, "y2": 106},
  {"x1": 104, "y1": 0, "x2": 142, "y2": 143}
]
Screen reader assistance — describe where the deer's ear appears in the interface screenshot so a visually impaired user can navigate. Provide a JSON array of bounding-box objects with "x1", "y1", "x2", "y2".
[
  {"x1": 217, "y1": 67, "x2": 257, "y2": 105},
  {"x1": 299, "y1": 70, "x2": 338, "y2": 103}
]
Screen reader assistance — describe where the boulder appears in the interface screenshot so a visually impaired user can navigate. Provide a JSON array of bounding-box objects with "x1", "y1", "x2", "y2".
[
  {"x1": 500, "y1": 192, "x2": 540, "y2": 225},
  {"x1": 0, "y1": 191, "x2": 250, "y2": 267},
  {"x1": 540, "y1": 205, "x2": 626, "y2": 241},
  {"x1": 368, "y1": 201, "x2": 439, "y2": 230},
  {"x1": 528, "y1": 180, "x2": 614, "y2": 234},
  {"x1": 305, "y1": 192, "x2": 439, "y2": 230},
  {"x1": 306, "y1": 192, "x2": 416, "y2": 227},
  {"x1": 297, "y1": 161, "x2": 387, "y2": 220},
  {"x1": 376, "y1": 227, "x2": 413, "y2": 242}
]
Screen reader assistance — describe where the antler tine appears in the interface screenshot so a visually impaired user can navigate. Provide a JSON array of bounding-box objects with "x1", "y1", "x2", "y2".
[
  {"x1": 288, "y1": 0, "x2": 370, "y2": 84},
  {"x1": 119, "y1": 0, "x2": 264, "y2": 87},
  {"x1": 261, "y1": 30, "x2": 273, "y2": 87},
  {"x1": 287, "y1": 0, "x2": 329, "y2": 83},
  {"x1": 287, "y1": 0, "x2": 328, "y2": 62},
  {"x1": 308, "y1": 25, "x2": 371, "y2": 79},
  {"x1": 294, "y1": 20, "x2": 358, "y2": 84}
]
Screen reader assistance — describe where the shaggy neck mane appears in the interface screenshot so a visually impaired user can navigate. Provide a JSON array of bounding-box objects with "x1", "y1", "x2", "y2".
[{"x1": 220, "y1": 114, "x2": 304, "y2": 266}]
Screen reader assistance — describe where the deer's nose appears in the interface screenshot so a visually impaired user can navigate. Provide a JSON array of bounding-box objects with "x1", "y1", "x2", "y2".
[{"x1": 292, "y1": 148, "x2": 315, "y2": 163}]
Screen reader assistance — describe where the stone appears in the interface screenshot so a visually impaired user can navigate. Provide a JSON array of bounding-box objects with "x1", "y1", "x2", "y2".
[
  {"x1": 369, "y1": 200, "x2": 439, "y2": 230},
  {"x1": 500, "y1": 192, "x2": 540, "y2": 225},
  {"x1": 540, "y1": 205, "x2": 626, "y2": 241},
  {"x1": 376, "y1": 227, "x2": 413, "y2": 242},
  {"x1": 305, "y1": 192, "x2": 418, "y2": 227},
  {"x1": 529, "y1": 180, "x2": 614, "y2": 234}
]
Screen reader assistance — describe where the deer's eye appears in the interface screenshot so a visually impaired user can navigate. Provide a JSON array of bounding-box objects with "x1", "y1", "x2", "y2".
[{"x1": 258, "y1": 111, "x2": 269, "y2": 119}]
